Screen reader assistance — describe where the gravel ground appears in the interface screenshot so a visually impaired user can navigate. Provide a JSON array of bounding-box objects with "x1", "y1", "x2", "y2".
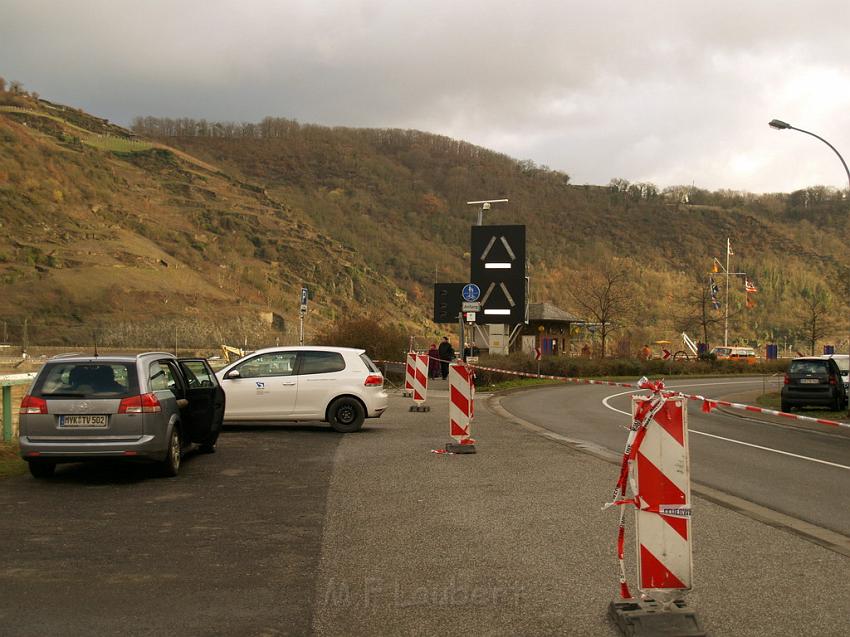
[{"x1": 312, "y1": 390, "x2": 850, "y2": 636}]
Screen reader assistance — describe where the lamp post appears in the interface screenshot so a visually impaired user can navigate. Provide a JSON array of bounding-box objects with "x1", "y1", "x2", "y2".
[{"x1": 769, "y1": 118, "x2": 850, "y2": 362}]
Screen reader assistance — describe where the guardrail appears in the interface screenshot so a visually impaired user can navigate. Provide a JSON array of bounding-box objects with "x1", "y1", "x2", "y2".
[{"x1": 0, "y1": 373, "x2": 35, "y2": 442}]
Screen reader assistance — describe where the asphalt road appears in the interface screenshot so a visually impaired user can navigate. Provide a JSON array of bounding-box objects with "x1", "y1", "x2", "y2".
[
  {"x1": 0, "y1": 423, "x2": 343, "y2": 636},
  {"x1": 2, "y1": 390, "x2": 849, "y2": 635},
  {"x1": 500, "y1": 377, "x2": 850, "y2": 536}
]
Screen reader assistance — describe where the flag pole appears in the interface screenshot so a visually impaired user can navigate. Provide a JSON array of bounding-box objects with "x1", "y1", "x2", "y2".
[{"x1": 724, "y1": 238, "x2": 730, "y2": 347}]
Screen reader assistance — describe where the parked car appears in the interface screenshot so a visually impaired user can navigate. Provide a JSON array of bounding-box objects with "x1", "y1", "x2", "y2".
[
  {"x1": 215, "y1": 346, "x2": 387, "y2": 432},
  {"x1": 781, "y1": 356, "x2": 848, "y2": 412},
  {"x1": 19, "y1": 352, "x2": 225, "y2": 478},
  {"x1": 709, "y1": 346, "x2": 758, "y2": 363},
  {"x1": 821, "y1": 354, "x2": 849, "y2": 392}
]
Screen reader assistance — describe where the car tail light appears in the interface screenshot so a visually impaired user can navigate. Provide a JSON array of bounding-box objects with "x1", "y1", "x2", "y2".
[
  {"x1": 364, "y1": 374, "x2": 384, "y2": 387},
  {"x1": 784, "y1": 374, "x2": 790, "y2": 385},
  {"x1": 829, "y1": 375, "x2": 837, "y2": 385},
  {"x1": 118, "y1": 392, "x2": 162, "y2": 414},
  {"x1": 20, "y1": 395, "x2": 47, "y2": 414}
]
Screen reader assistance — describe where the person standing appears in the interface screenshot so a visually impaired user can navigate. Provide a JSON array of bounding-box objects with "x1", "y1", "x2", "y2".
[
  {"x1": 437, "y1": 336, "x2": 454, "y2": 380},
  {"x1": 427, "y1": 343, "x2": 440, "y2": 379}
]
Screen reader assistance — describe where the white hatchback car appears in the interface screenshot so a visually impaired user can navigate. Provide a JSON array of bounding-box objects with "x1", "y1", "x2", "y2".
[{"x1": 215, "y1": 346, "x2": 388, "y2": 432}]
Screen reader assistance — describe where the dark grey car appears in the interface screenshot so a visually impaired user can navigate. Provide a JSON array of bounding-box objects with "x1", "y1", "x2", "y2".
[
  {"x1": 19, "y1": 352, "x2": 225, "y2": 478},
  {"x1": 781, "y1": 356, "x2": 848, "y2": 412}
]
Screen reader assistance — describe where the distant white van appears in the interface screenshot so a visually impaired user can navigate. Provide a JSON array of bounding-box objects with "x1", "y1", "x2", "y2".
[{"x1": 709, "y1": 346, "x2": 758, "y2": 363}]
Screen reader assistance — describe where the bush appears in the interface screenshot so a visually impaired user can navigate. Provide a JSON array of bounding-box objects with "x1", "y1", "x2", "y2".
[{"x1": 313, "y1": 315, "x2": 408, "y2": 362}]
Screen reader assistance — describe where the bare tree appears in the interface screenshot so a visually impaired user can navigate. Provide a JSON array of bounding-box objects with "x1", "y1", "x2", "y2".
[
  {"x1": 566, "y1": 264, "x2": 637, "y2": 358},
  {"x1": 797, "y1": 285, "x2": 833, "y2": 355},
  {"x1": 675, "y1": 274, "x2": 730, "y2": 349}
]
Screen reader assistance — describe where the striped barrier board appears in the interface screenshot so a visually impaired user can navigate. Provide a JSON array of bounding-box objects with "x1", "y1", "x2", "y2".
[
  {"x1": 402, "y1": 352, "x2": 415, "y2": 397},
  {"x1": 633, "y1": 395, "x2": 692, "y2": 594},
  {"x1": 412, "y1": 354, "x2": 429, "y2": 405},
  {"x1": 448, "y1": 363, "x2": 475, "y2": 448}
]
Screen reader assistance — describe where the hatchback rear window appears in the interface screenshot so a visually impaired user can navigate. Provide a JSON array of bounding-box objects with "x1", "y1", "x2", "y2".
[
  {"x1": 789, "y1": 360, "x2": 829, "y2": 375},
  {"x1": 359, "y1": 354, "x2": 379, "y2": 373},
  {"x1": 33, "y1": 362, "x2": 138, "y2": 398}
]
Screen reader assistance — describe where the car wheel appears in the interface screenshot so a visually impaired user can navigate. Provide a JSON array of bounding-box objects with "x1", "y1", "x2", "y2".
[
  {"x1": 328, "y1": 397, "x2": 365, "y2": 433},
  {"x1": 159, "y1": 425, "x2": 181, "y2": 477},
  {"x1": 28, "y1": 460, "x2": 56, "y2": 479}
]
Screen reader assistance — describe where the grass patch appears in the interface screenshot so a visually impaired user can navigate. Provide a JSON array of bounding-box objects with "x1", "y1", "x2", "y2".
[
  {"x1": 0, "y1": 442, "x2": 27, "y2": 478},
  {"x1": 756, "y1": 391, "x2": 849, "y2": 420},
  {"x1": 82, "y1": 135, "x2": 153, "y2": 152},
  {"x1": 481, "y1": 377, "x2": 564, "y2": 392}
]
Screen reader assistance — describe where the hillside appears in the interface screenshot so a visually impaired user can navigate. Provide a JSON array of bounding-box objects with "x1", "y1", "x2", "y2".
[
  {"x1": 136, "y1": 117, "x2": 850, "y2": 351},
  {"x1": 1, "y1": 86, "x2": 849, "y2": 352},
  {"x1": 0, "y1": 95, "x2": 413, "y2": 347}
]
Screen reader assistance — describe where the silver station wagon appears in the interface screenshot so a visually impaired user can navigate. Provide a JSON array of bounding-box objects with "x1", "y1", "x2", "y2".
[{"x1": 19, "y1": 352, "x2": 225, "y2": 478}]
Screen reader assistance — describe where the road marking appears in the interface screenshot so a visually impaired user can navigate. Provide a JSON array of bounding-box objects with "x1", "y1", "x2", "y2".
[
  {"x1": 688, "y1": 430, "x2": 850, "y2": 471},
  {"x1": 601, "y1": 388, "x2": 850, "y2": 471}
]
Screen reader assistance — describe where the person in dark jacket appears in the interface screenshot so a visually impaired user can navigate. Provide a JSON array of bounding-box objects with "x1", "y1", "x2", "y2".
[
  {"x1": 437, "y1": 336, "x2": 454, "y2": 380},
  {"x1": 428, "y1": 343, "x2": 440, "y2": 379}
]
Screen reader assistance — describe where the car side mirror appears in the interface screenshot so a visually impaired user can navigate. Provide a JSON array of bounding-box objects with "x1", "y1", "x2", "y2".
[{"x1": 225, "y1": 370, "x2": 241, "y2": 379}]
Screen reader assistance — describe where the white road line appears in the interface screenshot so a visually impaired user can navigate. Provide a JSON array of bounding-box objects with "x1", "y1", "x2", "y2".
[
  {"x1": 601, "y1": 387, "x2": 850, "y2": 471},
  {"x1": 689, "y1": 430, "x2": 850, "y2": 471}
]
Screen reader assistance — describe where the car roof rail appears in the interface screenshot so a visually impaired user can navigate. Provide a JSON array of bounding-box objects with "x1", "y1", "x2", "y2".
[
  {"x1": 138, "y1": 351, "x2": 175, "y2": 358},
  {"x1": 51, "y1": 352, "x2": 84, "y2": 359}
]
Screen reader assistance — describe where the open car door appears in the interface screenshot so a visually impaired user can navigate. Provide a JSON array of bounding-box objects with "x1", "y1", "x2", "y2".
[{"x1": 178, "y1": 358, "x2": 226, "y2": 444}]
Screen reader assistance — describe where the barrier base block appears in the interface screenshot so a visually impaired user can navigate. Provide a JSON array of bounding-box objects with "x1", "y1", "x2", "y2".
[
  {"x1": 608, "y1": 598, "x2": 705, "y2": 637},
  {"x1": 445, "y1": 442, "x2": 476, "y2": 454},
  {"x1": 409, "y1": 405, "x2": 430, "y2": 412},
  {"x1": 401, "y1": 390, "x2": 413, "y2": 397}
]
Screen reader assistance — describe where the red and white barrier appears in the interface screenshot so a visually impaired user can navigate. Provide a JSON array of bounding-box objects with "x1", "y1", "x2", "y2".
[
  {"x1": 449, "y1": 363, "x2": 475, "y2": 445},
  {"x1": 633, "y1": 395, "x2": 692, "y2": 595},
  {"x1": 412, "y1": 354, "x2": 429, "y2": 405},
  {"x1": 604, "y1": 379, "x2": 693, "y2": 602},
  {"x1": 403, "y1": 352, "x2": 416, "y2": 397}
]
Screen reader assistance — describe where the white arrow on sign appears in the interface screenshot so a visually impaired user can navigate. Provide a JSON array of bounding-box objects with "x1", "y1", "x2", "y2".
[{"x1": 480, "y1": 235, "x2": 516, "y2": 269}]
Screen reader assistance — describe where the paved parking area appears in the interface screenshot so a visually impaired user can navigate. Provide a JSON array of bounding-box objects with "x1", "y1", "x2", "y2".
[{"x1": 1, "y1": 391, "x2": 849, "y2": 636}]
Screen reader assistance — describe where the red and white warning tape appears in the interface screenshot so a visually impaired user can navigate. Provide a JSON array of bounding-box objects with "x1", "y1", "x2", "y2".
[{"x1": 376, "y1": 358, "x2": 850, "y2": 431}]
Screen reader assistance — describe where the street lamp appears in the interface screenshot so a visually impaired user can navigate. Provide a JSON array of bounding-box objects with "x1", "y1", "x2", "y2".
[{"x1": 769, "y1": 118, "x2": 850, "y2": 364}]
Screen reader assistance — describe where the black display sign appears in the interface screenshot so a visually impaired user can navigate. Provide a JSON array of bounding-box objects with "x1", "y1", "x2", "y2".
[
  {"x1": 433, "y1": 283, "x2": 465, "y2": 323},
  {"x1": 470, "y1": 225, "x2": 526, "y2": 324}
]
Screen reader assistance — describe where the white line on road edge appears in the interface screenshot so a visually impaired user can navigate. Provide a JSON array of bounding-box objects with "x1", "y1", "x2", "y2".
[{"x1": 602, "y1": 389, "x2": 850, "y2": 471}]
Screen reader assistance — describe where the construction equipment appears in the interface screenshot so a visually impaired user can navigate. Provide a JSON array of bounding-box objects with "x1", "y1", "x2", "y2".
[{"x1": 221, "y1": 345, "x2": 246, "y2": 364}]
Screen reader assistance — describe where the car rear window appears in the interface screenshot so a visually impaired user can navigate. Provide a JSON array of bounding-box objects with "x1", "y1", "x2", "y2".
[
  {"x1": 789, "y1": 360, "x2": 829, "y2": 375},
  {"x1": 359, "y1": 354, "x2": 379, "y2": 373},
  {"x1": 33, "y1": 362, "x2": 138, "y2": 398},
  {"x1": 299, "y1": 351, "x2": 346, "y2": 375}
]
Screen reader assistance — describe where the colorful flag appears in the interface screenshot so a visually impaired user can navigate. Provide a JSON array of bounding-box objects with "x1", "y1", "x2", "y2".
[
  {"x1": 712, "y1": 260, "x2": 719, "y2": 273},
  {"x1": 727, "y1": 239, "x2": 734, "y2": 256},
  {"x1": 745, "y1": 278, "x2": 757, "y2": 293},
  {"x1": 746, "y1": 295, "x2": 756, "y2": 309},
  {"x1": 712, "y1": 298, "x2": 721, "y2": 310}
]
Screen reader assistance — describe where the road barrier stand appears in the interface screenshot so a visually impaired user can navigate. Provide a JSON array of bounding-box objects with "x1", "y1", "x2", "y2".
[
  {"x1": 409, "y1": 354, "x2": 431, "y2": 412},
  {"x1": 605, "y1": 378, "x2": 705, "y2": 636},
  {"x1": 443, "y1": 363, "x2": 476, "y2": 454},
  {"x1": 402, "y1": 352, "x2": 415, "y2": 398}
]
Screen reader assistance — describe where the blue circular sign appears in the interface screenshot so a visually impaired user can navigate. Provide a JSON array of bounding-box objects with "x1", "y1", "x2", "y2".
[{"x1": 462, "y1": 283, "x2": 481, "y2": 302}]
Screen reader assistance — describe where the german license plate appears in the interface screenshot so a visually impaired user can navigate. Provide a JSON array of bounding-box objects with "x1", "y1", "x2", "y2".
[
  {"x1": 800, "y1": 378, "x2": 819, "y2": 384},
  {"x1": 60, "y1": 415, "x2": 108, "y2": 427}
]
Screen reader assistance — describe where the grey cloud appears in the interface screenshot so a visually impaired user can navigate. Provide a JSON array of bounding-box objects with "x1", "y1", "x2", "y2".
[{"x1": 2, "y1": 0, "x2": 850, "y2": 191}]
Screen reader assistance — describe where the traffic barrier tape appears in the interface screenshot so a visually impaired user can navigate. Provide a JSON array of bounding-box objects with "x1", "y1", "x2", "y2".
[{"x1": 376, "y1": 358, "x2": 850, "y2": 431}]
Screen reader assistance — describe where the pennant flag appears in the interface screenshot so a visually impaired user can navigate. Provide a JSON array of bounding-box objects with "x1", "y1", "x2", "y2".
[
  {"x1": 711, "y1": 261, "x2": 719, "y2": 273},
  {"x1": 746, "y1": 296, "x2": 756, "y2": 309},
  {"x1": 745, "y1": 278, "x2": 758, "y2": 293},
  {"x1": 712, "y1": 299, "x2": 721, "y2": 310},
  {"x1": 727, "y1": 239, "x2": 734, "y2": 256}
]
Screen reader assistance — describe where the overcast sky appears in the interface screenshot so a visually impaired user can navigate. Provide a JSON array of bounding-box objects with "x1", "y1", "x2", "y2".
[{"x1": 3, "y1": 1, "x2": 850, "y2": 193}]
